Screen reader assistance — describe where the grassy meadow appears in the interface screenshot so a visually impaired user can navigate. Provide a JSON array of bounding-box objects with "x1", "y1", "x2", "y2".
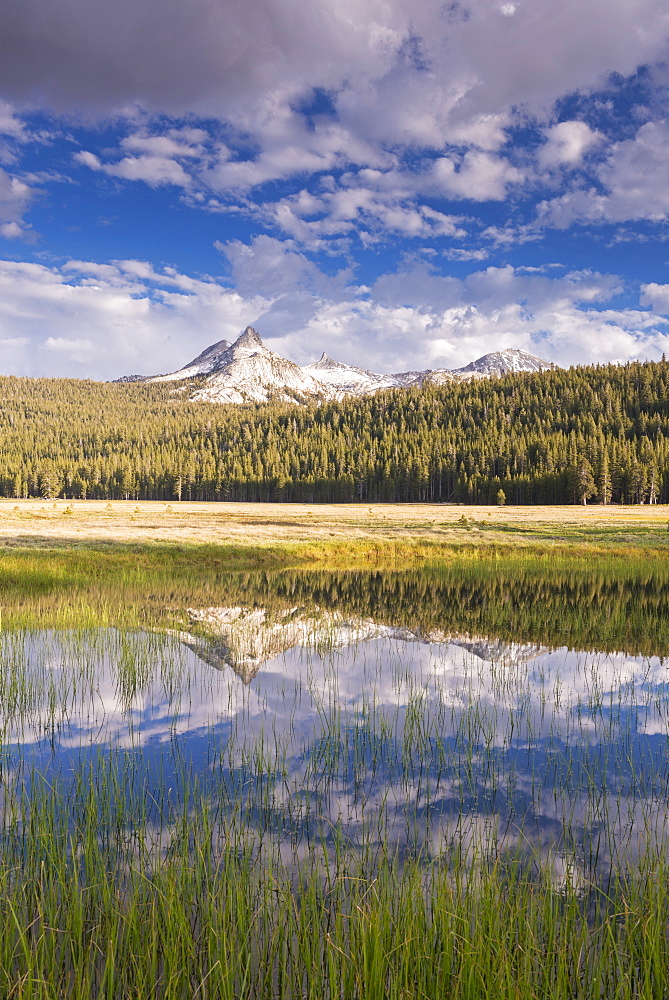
[{"x1": 1, "y1": 497, "x2": 669, "y2": 552}]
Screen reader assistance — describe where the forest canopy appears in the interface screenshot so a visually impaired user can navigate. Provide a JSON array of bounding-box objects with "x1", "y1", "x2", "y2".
[{"x1": 0, "y1": 359, "x2": 667, "y2": 504}]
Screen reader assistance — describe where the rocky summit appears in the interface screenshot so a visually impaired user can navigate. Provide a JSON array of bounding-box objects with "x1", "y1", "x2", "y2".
[
  {"x1": 117, "y1": 326, "x2": 556, "y2": 405},
  {"x1": 452, "y1": 348, "x2": 558, "y2": 379}
]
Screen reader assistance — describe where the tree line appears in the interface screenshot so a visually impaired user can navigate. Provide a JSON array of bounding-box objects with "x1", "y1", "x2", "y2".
[{"x1": 0, "y1": 358, "x2": 667, "y2": 504}]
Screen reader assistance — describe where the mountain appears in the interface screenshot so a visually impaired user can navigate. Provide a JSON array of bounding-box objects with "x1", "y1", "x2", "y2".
[
  {"x1": 404, "y1": 369, "x2": 459, "y2": 387},
  {"x1": 452, "y1": 348, "x2": 556, "y2": 379},
  {"x1": 151, "y1": 326, "x2": 327, "y2": 404},
  {"x1": 117, "y1": 328, "x2": 556, "y2": 404},
  {"x1": 150, "y1": 338, "x2": 231, "y2": 382},
  {"x1": 303, "y1": 353, "x2": 399, "y2": 397}
]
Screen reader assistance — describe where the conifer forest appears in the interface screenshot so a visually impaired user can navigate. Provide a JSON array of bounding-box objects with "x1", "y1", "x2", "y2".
[{"x1": 1, "y1": 359, "x2": 667, "y2": 505}]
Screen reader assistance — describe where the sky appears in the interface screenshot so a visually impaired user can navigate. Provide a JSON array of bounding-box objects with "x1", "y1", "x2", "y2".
[{"x1": 1, "y1": 0, "x2": 669, "y2": 379}]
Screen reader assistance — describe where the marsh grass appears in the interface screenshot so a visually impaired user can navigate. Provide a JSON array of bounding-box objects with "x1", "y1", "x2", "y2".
[
  {"x1": 1, "y1": 543, "x2": 669, "y2": 997},
  {"x1": 0, "y1": 619, "x2": 666, "y2": 996},
  {"x1": 2, "y1": 543, "x2": 669, "y2": 651},
  {"x1": 1, "y1": 816, "x2": 669, "y2": 999}
]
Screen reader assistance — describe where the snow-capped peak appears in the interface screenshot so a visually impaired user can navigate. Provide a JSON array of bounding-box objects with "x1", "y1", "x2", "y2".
[
  {"x1": 149, "y1": 328, "x2": 265, "y2": 384},
  {"x1": 307, "y1": 352, "x2": 347, "y2": 370},
  {"x1": 181, "y1": 338, "x2": 231, "y2": 371},
  {"x1": 187, "y1": 327, "x2": 327, "y2": 405},
  {"x1": 303, "y1": 353, "x2": 398, "y2": 396},
  {"x1": 116, "y1": 328, "x2": 559, "y2": 403},
  {"x1": 233, "y1": 326, "x2": 264, "y2": 352},
  {"x1": 452, "y1": 348, "x2": 555, "y2": 379}
]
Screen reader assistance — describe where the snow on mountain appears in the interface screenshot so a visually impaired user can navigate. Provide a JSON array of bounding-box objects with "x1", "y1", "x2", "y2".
[
  {"x1": 452, "y1": 348, "x2": 556, "y2": 379},
  {"x1": 181, "y1": 326, "x2": 327, "y2": 405},
  {"x1": 150, "y1": 338, "x2": 232, "y2": 382},
  {"x1": 111, "y1": 338, "x2": 233, "y2": 384},
  {"x1": 405, "y1": 369, "x2": 459, "y2": 388},
  {"x1": 303, "y1": 353, "x2": 399, "y2": 397},
  {"x1": 116, "y1": 328, "x2": 557, "y2": 403}
]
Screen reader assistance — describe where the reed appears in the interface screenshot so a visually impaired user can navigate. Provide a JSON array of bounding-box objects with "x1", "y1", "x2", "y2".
[
  {"x1": 0, "y1": 553, "x2": 667, "y2": 996},
  {"x1": 2, "y1": 545, "x2": 668, "y2": 654}
]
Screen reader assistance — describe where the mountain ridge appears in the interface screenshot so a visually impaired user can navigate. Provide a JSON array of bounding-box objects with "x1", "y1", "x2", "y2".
[{"x1": 114, "y1": 326, "x2": 557, "y2": 404}]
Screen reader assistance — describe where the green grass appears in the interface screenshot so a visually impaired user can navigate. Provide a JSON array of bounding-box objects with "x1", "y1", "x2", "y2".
[
  {"x1": 0, "y1": 622, "x2": 667, "y2": 998},
  {"x1": 1, "y1": 542, "x2": 668, "y2": 654},
  {"x1": 1, "y1": 534, "x2": 668, "y2": 997},
  {"x1": 1, "y1": 808, "x2": 668, "y2": 999}
]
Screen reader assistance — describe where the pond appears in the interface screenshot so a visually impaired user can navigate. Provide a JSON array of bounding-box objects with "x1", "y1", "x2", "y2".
[
  {"x1": 3, "y1": 620, "x2": 668, "y2": 881},
  {"x1": 1, "y1": 561, "x2": 669, "y2": 997}
]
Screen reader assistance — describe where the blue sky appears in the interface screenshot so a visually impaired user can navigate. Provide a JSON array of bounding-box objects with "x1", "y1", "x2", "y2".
[{"x1": 1, "y1": 0, "x2": 669, "y2": 379}]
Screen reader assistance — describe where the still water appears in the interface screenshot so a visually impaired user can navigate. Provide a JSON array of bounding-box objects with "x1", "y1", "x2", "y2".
[{"x1": 2, "y1": 589, "x2": 668, "y2": 887}]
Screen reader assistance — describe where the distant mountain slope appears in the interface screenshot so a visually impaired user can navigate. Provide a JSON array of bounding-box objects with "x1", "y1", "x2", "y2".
[
  {"x1": 452, "y1": 348, "x2": 556, "y2": 379},
  {"x1": 152, "y1": 338, "x2": 232, "y2": 382},
  {"x1": 150, "y1": 327, "x2": 327, "y2": 404},
  {"x1": 303, "y1": 353, "x2": 399, "y2": 396},
  {"x1": 117, "y1": 327, "x2": 556, "y2": 403}
]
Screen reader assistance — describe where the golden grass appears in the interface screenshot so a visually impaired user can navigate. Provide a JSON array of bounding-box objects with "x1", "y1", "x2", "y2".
[{"x1": 0, "y1": 498, "x2": 667, "y2": 552}]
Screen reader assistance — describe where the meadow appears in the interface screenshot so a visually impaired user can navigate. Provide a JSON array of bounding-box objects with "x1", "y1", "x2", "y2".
[
  {"x1": 0, "y1": 503, "x2": 668, "y2": 997},
  {"x1": 1, "y1": 498, "x2": 669, "y2": 552}
]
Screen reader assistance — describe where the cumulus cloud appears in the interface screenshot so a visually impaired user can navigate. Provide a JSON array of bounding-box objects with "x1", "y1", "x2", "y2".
[
  {"x1": 640, "y1": 283, "x2": 669, "y2": 314},
  {"x1": 252, "y1": 175, "x2": 468, "y2": 247},
  {"x1": 0, "y1": 0, "x2": 666, "y2": 379},
  {"x1": 75, "y1": 147, "x2": 193, "y2": 188},
  {"x1": 538, "y1": 120, "x2": 669, "y2": 227},
  {"x1": 0, "y1": 0, "x2": 402, "y2": 114},
  {"x1": 1, "y1": 0, "x2": 668, "y2": 173},
  {"x1": 218, "y1": 235, "x2": 353, "y2": 299},
  {"x1": 256, "y1": 289, "x2": 669, "y2": 373},
  {"x1": 4, "y1": 0, "x2": 663, "y2": 254},
  {"x1": 0, "y1": 258, "x2": 266, "y2": 378},
  {"x1": 0, "y1": 251, "x2": 666, "y2": 380},
  {"x1": 0, "y1": 166, "x2": 35, "y2": 238},
  {"x1": 0, "y1": 221, "x2": 24, "y2": 239},
  {"x1": 43, "y1": 336, "x2": 99, "y2": 363},
  {"x1": 430, "y1": 151, "x2": 523, "y2": 201},
  {"x1": 0, "y1": 99, "x2": 26, "y2": 140},
  {"x1": 538, "y1": 120, "x2": 604, "y2": 169}
]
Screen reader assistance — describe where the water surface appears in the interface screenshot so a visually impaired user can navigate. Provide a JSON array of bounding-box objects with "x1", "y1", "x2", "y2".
[{"x1": 2, "y1": 580, "x2": 668, "y2": 887}]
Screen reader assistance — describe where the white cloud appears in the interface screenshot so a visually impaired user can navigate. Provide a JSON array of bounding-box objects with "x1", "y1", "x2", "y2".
[
  {"x1": 121, "y1": 129, "x2": 207, "y2": 159},
  {"x1": 0, "y1": 100, "x2": 26, "y2": 140},
  {"x1": 0, "y1": 258, "x2": 266, "y2": 378},
  {"x1": 63, "y1": 259, "x2": 135, "y2": 284},
  {"x1": 538, "y1": 120, "x2": 604, "y2": 169},
  {"x1": 256, "y1": 179, "x2": 467, "y2": 246},
  {"x1": 0, "y1": 166, "x2": 35, "y2": 239},
  {"x1": 444, "y1": 248, "x2": 489, "y2": 262},
  {"x1": 0, "y1": 221, "x2": 24, "y2": 239},
  {"x1": 75, "y1": 148, "x2": 192, "y2": 188},
  {"x1": 43, "y1": 336, "x2": 98, "y2": 362},
  {"x1": 448, "y1": 113, "x2": 511, "y2": 152},
  {"x1": 330, "y1": 0, "x2": 669, "y2": 153},
  {"x1": 219, "y1": 235, "x2": 352, "y2": 299},
  {"x1": 4, "y1": 0, "x2": 667, "y2": 241},
  {"x1": 430, "y1": 151, "x2": 523, "y2": 201},
  {"x1": 538, "y1": 120, "x2": 669, "y2": 227},
  {"x1": 0, "y1": 251, "x2": 666, "y2": 380},
  {"x1": 640, "y1": 283, "x2": 669, "y2": 314},
  {"x1": 0, "y1": 336, "x2": 28, "y2": 347}
]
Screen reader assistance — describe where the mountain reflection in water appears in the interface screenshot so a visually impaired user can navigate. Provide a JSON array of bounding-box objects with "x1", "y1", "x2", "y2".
[
  {"x1": 1, "y1": 602, "x2": 667, "y2": 883},
  {"x1": 178, "y1": 604, "x2": 545, "y2": 682}
]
